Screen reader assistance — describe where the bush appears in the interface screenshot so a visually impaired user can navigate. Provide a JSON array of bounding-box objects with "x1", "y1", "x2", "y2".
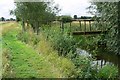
[
  {"x1": 17, "y1": 31, "x2": 40, "y2": 45},
  {"x1": 71, "y1": 55, "x2": 97, "y2": 78},
  {"x1": 60, "y1": 15, "x2": 72, "y2": 23},
  {"x1": 47, "y1": 29, "x2": 77, "y2": 56},
  {"x1": 2, "y1": 48, "x2": 15, "y2": 78},
  {"x1": 97, "y1": 64, "x2": 118, "y2": 78}
]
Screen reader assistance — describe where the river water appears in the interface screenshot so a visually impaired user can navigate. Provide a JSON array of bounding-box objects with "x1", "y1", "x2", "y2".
[{"x1": 76, "y1": 48, "x2": 120, "y2": 77}]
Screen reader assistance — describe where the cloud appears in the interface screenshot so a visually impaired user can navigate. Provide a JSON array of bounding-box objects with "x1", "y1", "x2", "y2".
[
  {"x1": 54, "y1": 0, "x2": 92, "y2": 17},
  {"x1": 0, "y1": 0, "x2": 15, "y2": 19}
]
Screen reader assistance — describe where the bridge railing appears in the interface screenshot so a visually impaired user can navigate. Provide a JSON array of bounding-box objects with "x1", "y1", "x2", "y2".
[{"x1": 70, "y1": 19, "x2": 108, "y2": 32}]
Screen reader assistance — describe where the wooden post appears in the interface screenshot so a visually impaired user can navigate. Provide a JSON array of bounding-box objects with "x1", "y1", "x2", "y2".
[
  {"x1": 36, "y1": 21, "x2": 39, "y2": 35},
  {"x1": 70, "y1": 22, "x2": 71, "y2": 32},
  {"x1": 97, "y1": 20, "x2": 99, "y2": 30},
  {"x1": 60, "y1": 21, "x2": 61, "y2": 28},
  {"x1": 22, "y1": 18, "x2": 25, "y2": 32},
  {"x1": 79, "y1": 21, "x2": 81, "y2": 31},
  {"x1": 101, "y1": 60, "x2": 103, "y2": 68},
  {"x1": 89, "y1": 21, "x2": 91, "y2": 31},
  {"x1": 84, "y1": 20, "x2": 86, "y2": 32},
  {"x1": 61, "y1": 22, "x2": 64, "y2": 32}
]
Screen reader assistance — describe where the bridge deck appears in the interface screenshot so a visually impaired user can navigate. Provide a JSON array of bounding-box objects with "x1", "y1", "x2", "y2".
[{"x1": 72, "y1": 30, "x2": 108, "y2": 35}]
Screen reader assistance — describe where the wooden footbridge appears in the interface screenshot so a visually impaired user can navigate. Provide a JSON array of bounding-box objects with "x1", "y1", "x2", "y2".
[
  {"x1": 72, "y1": 19, "x2": 108, "y2": 35},
  {"x1": 59, "y1": 19, "x2": 108, "y2": 35},
  {"x1": 72, "y1": 30, "x2": 108, "y2": 35}
]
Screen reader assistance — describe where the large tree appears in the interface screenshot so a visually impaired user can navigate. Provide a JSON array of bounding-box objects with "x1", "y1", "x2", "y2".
[
  {"x1": 88, "y1": 2, "x2": 120, "y2": 55},
  {"x1": 12, "y1": 1, "x2": 60, "y2": 34}
]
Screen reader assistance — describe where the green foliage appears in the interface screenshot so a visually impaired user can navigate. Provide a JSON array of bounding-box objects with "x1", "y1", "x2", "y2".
[
  {"x1": 73, "y1": 56, "x2": 92, "y2": 78},
  {"x1": 0, "y1": 17, "x2": 5, "y2": 21},
  {"x1": 2, "y1": 48, "x2": 15, "y2": 78},
  {"x1": 2, "y1": 22, "x2": 77, "y2": 78},
  {"x1": 97, "y1": 64, "x2": 118, "y2": 78},
  {"x1": 89, "y1": 2, "x2": 119, "y2": 54},
  {"x1": 60, "y1": 15, "x2": 72, "y2": 23},
  {"x1": 67, "y1": 52, "x2": 98, "y2": 78},
  {"x1": 74, "y1": 15, "x2": 77, "y2": 19},
  {"x1": 42, "y1": 26, "x2": 77, "y2": 56},
  {"x1": 17, "y1": 31, "x2": 40, "y2": 45},
  {"x1": 52, "y1": 33, "x2": 76, "y2": 56}
]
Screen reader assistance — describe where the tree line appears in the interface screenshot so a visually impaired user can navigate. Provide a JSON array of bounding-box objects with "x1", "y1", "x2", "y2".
[
  {"x1": 11, "y1": 1, "x2": 61, "y2": 35},
  {"x1": 0, "y1": 17, "x2": 16, "y2": 21}
]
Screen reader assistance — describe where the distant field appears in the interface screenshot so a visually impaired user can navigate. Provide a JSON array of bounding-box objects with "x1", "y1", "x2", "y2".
[{"x1": 72, "y1": 21, "x2": 94, "y2": 24}]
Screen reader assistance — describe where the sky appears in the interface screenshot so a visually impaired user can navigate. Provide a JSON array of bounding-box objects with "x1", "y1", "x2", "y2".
[{"x1": 0, "y1": 0, "x2": 92, "y2": 19}]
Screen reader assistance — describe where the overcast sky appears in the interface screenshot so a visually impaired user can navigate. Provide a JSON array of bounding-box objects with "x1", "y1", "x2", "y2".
[{"x1": 0, "y1": 0, "x2": 92, "y2": 19}]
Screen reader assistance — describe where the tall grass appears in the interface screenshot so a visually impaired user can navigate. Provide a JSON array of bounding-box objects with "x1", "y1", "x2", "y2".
[{"x1": 16, "y1": 23, "x2": 77, "y2": 78}]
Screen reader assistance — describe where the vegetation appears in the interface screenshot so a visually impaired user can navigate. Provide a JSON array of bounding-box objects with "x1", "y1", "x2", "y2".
[
  {"x1": 74, "y1": 15, "x2": 77, "y2": 19},
  {"x1": 88, "y1": 2, "x2": 120, "y2": 55},
  {"x1": 2, "y1": 0, "x2": 120, "y2": 79},
  {"x1": 2, "y1": 22, "x2": 77, "y2": 78},
  {"x1": 60, "y1": 15, "x2": 72, "y2": 23},
  {"x1": 97, "y1": 64, "x2": 118, "y2": 78},
  {"x1": 2, "y1": 19, "x2": 119, "y2": 79},
  {"x1": 10, "y1": 1, "x2": 60, "y2": 34},
  {"x1": 0, "y1": 17, "x2": 5, "y2": 21}
]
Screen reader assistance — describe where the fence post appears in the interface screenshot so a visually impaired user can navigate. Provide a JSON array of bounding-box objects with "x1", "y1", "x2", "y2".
[
  {"x1": 89, "y1": 20, "x2": 91, "y2": 31},
  {"x1": 22, "y1": 18, "x2": 26, "y2": 32},
  {"x1": 84, "y1": 20, "x2": 86, "y2": 32},
  {"x1": 79, "y1": 21, "x2": 81, "y2": 31},
  {"x1": 70, "y1": 22, "x2": 71, "y2": 32}
]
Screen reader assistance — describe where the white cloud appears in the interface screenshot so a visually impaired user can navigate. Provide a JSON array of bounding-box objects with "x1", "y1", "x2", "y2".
[
  {"x1": 0, "y1": 0, "x2": 15, "y2": 19},
  {"x1": 54, "y1": 0, "x2": 92, "y2": 17}
]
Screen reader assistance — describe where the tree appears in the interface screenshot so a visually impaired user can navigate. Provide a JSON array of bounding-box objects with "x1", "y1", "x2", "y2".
[
  {"x1": 1, "y1": 17, "x2": 5, "y2": 21},
  {"x1": 74, "y1": 15, "x2": 77, "y2": 19},
  {"x1": 11, "y1": 1, "x2": 60, "y2": 34},
  {"x1": 10, "y1": 18, "x2": 14, "y2": 21},
  {"x1": 60, "y1": 15, "x2": 72, "y2": 23},
  {"x1": 88, "y1": 2, "x2": 119, "y2": 55}
]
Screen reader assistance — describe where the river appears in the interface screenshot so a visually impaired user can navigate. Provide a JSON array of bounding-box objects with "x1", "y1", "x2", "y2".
[{"x1": 76, "y1": 48, "x2": 120, "y2": 77}]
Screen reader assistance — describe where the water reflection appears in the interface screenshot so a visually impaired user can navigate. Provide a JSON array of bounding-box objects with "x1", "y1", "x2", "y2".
[{"x1": 76, "y1": 48, "x2": 120, "y2": 77}]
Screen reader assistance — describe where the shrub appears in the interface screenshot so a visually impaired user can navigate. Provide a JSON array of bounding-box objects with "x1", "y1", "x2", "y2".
[
  {"x1": 17, "y1": 31, "x2": 40, "y2": 45},
  {"x1": 72, "y1": 55, "x2": 93, "y2": 78},
  {"x1": 49, "y1": 31, "x2": 77, "y2": 56},
  {"x1": 2, "y1": 48, "x2": 15, "y2": 78},
  {"x1": 97, "y1": 64, "x2": 118, "y2": 78},
  {"x1": 60, "y1": 15, "x2": 72, "y2": 23}
]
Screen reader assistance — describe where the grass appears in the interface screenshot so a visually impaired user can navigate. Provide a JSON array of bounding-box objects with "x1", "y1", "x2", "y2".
[{"x1": 2, "y1": 22, "x2": 76, "y2": 78}]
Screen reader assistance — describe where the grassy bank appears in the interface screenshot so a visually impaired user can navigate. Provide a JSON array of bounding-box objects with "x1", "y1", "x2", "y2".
[{"x1": 2, "y1": 22, "x2": 76, "y2": 78}]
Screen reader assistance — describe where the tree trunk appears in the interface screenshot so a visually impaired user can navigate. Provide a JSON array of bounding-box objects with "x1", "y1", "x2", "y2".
[
  {"x1": 36, "y1": 21, "x2": 39, "y2": 35},
  {"x1": 22, "y1": 20, "x2": 25, "y2": 32}
]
